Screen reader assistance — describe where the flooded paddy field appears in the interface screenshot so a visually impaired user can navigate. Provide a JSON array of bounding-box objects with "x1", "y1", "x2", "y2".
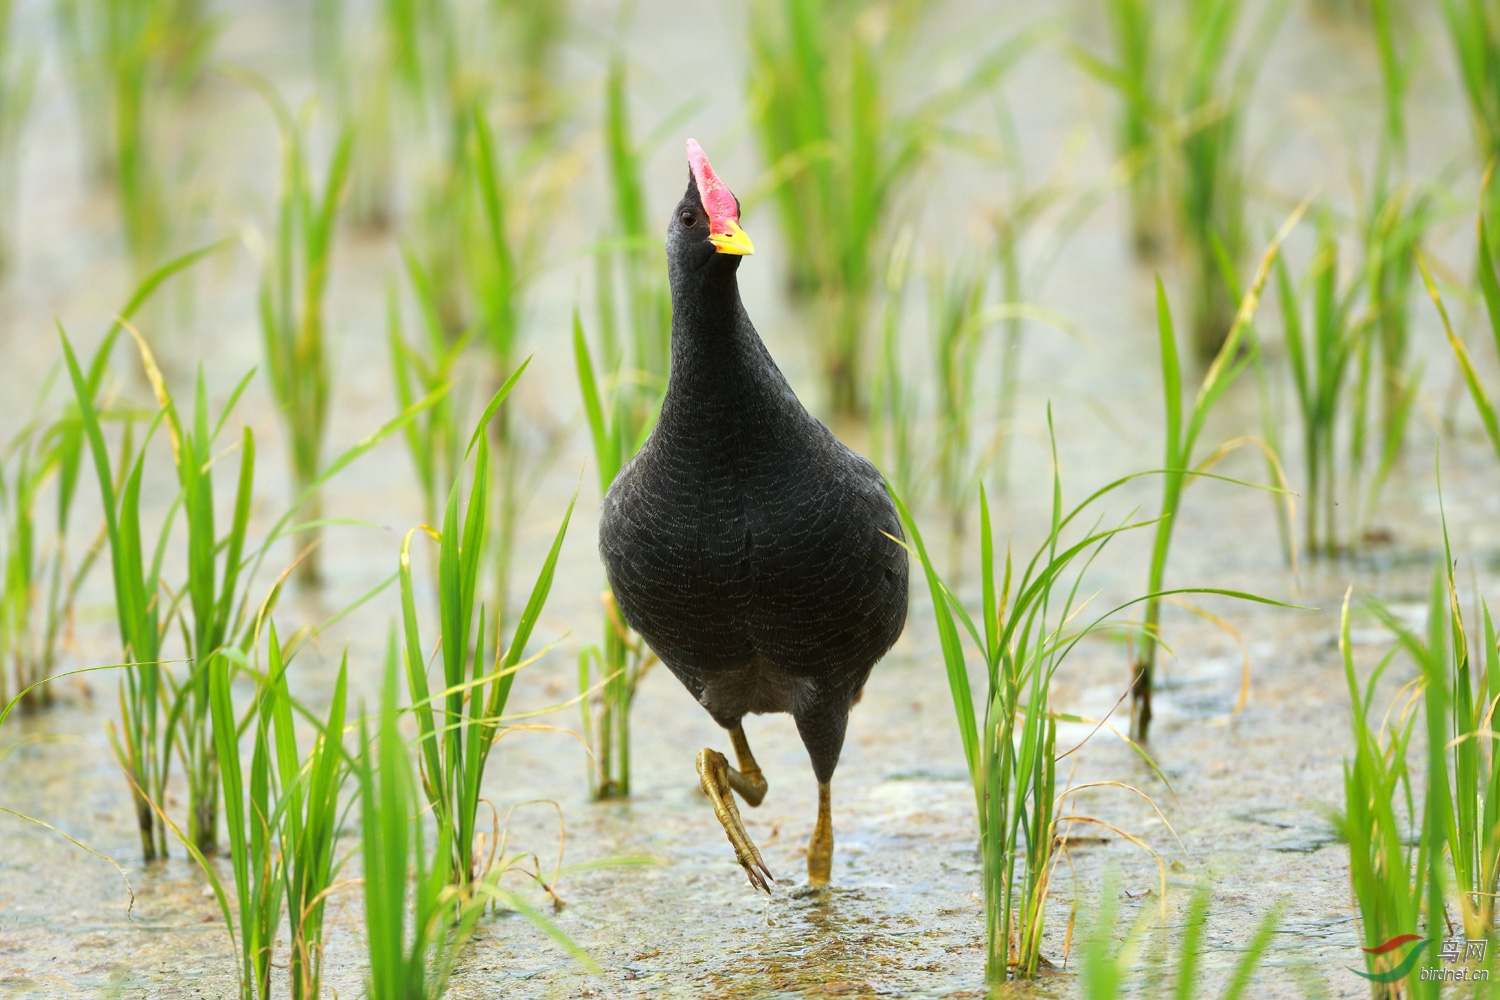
[{"x1": 1, "y1": 0, "x2": 1497, "y2": 997}]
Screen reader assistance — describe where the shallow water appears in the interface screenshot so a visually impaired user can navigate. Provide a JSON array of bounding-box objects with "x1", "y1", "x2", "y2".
[{"x1": 1, "y1": 0, "x2": 1496, "y2": 997}]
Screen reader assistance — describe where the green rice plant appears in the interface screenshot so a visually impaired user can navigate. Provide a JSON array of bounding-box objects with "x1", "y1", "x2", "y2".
[
  {"x1": 1107, "y1": 0, "x2": 1159, "y2": 260},
  {"x1": 1072, "y1": 0, "x2": 1161, "y2": 259},
  {"x1": 596, "y1": 55, "x2": 673, "y2": 392},
  {"x1": 363, "y1": 640, "x2": 481, "y2": 1000},
  {"x1": 1169, "y1": 0, "x2": 1287, "y2": 359},
  {"x1": 0, "y1": 386, "x2": 98, "y2": 713},
  {"x1": 249, "y1": 78, "x2": 354, "y2": 588},
  {"x1": 130, "y1": 343, "x2": 259, "y2": 856},
  {"x1": 1278, "y1": 214, "x2": 1360, "y2": 557},
  {"x1": 204, "y1": 628, "x2": 350, "y2": 1000},
  {"x1": 1345, "y1": 0, "x2": 1430, "y2": 495},
  {"x1": 0, "y1": 0, "x2": 34, "y2": 278},
  {"x1": 928, "y1": 254, "x2": 987, "y2": 570},
  {"x1": 314, "y1": 0, "x2": 398, "y2": 230},
  {"x1": 64, "y1": 337, "x2": 167, "y2": 862},
  {"x1": 493, "y1": 0, "x2": 567, "y2": 138},
  {"x1": 368, "y1": 633, "x2": 598, "y2": 998},
  {"x1": 983, "y1": 107, "x2": 1100, "y2": 492},
  {"x1": 459, "y1": 99, "x2": 564, "y2": 617},
  {"x1": 1080, "y1": 874, "x2": 1287, "y2": 999},
  {"x1": 1130, "y1": 207, "x2": 1303, "y2": 742},
  {"x1": 55, "y1": 0, "x2": 214, "y2": 274},
  {"x1": 1374, "y1": 563, "x2": 1500, "y2": 946},
  {"x1": 892, "y1": 415, "x2": 1285, "y2": 982},
  {"x1": 1369, "y1": 0, "x2": 1408, "y2": 193},
  {"x1": 464, "y1": 103, "x2": 522, "y2": 600},
  {"x1": 574, "y1": 309, "x2": 659, "y2": 799},
  {"x1": 1343, "y1": 193, "x2": 1431, "y2": 545},
  {"x1": 870, "y1": 231, "x2": 920, "y2": 509},
  {"x1": 1427, "y1": 186, "x2": 1500, "y2": 467},
  {"x1": 400, "y1": 372, "x2": 576, "y2": 887},
  {"x1": 389, "y1": 249, "x2": 476, "y2": 534},
  {"x1": 1337, "y1": 583, "x2": 1444, "y2": 997},
  {"x1": 58, "y1": 243, "x2": 227, "y2": 861},
  {"x1": 747, "y1": 0, "x2": 1035, "y2": 416},
  {"x1": 60, "y1": 241, "x2": 435, "y2": 863},
  {"x1": 1441, "y1": 0, "x2": 1500, "y2": 231},
  {"x1": 64, "y1": 337, "x2": 254, "y2": 859}
]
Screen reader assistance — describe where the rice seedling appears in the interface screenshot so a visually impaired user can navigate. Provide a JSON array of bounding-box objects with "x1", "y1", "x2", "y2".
[
  {"x1": 463, "y1": 103, "x2": 525, "y2": 613},
  {"x1": 388, "y1": 250, "x2": 476, "y2": 534},
  {"x1": 1072, "y1": 0, "x2": 1161, "y2": 259},
  {"x1": 597, "y1": 54, "x2": 673, "y2": 391},
  {"x1": 1441, "y1": 0, "x2": 1500, "y2": 232},
  {"x1": 1344, "y1": 0, "x2": 1431, "y2": 499},
  {"x1": 458, "y1": 99, "x2": 576, "y2": 624},
  {"x1": 64, "y1": 331, "x2": 168, "y2": 862},
  {"x1": 0, "y1": 385, "x2": 98, "y2": 712},
  {"x1": 202, "y1": 628, "x2": 351, "y2": 1000},
  {"x1": 0, "y1": 0, "x2": 33, "y2": 278},
  {"x1": 59, "y1": 239, "x2": 437, "y2": 862},
  {"x1": 1079, "y1": 873, "x2": 1288, "y2": 998},
  {"x1": 1427, "y1": 184, "x2": 1500, "y2": 467},
  {"x1": 63, "y1": 334, "x2": 257, "y2": 859},
  {"x1": 892, "y1": 414, "x2": 1287, "y2": 982},
  {"x1": 132, "y1": 349, "x2": 261, "y2": 856},
  {"x1": 248, "y1": 78, "x2": 354, "y2": 587},
  {"x1": 746, "y1": 0, "x2": 1035, "y2": 415},
  {"x1": 1278, "y1": 213, "x2": 1360, "y2": 557},
  {"x1": 368, "y1": 632, "x2": 598, "y2": 998},
  {"x1": 1338, "y1": 585, "x2": 1444, "y2": 997},
  {"x1": 1378, "y1": 569, "x2": 1500, "y2": 945},
  {"x1": 1350, "y1": 185, "x2": 1428, "y2": 536},
  {"x1": 311, "y1": 0, "x2": 397, "y2": 230},
  {"x1": 574, "y1": 309, "x2": 658, "y2": 799},
  {"x1": 928, "y1": 253, "x2": 988, "y2": 570},
  {"x1": 982, "y1": 108, "x2": 1100, "y2": 492},
  {"x1": 58, "y1": 243, "x2": 227, "y2": 861},
  {"x1": 492, "y1": 0, "x2": 567, "y2": 138},
  {"x1": 1130, "y1": 206, "x2": 1302, "y2": 741},
  {"x1": 1369, "y1": 0, "x2": 1407, "y2": 194},
  {"x1": 870, "y1": 231, "x2": 921, "y2": 509},
  {"x1": 55, "y1": 0, "x2": 215, "y2": 275},
  {"x1": 1169, "y1": 0, "x2": 1286, "y2": 360},
  {"x1": 399, "y1": 374, "x2": 576, "y2": 886},
  {"x1": 363, "y1": 639, "x2": 482, "y2": 1000}
]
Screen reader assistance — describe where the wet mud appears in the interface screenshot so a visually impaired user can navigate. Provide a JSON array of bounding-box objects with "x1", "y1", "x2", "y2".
[{"x1": 1, "y1": 0, "x2": 1494, "y2": 997}]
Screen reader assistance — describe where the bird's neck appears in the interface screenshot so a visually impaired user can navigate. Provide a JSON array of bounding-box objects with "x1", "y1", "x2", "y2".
[{"x1": 661, "y1": 266, "x2": 799, "y2": 431}]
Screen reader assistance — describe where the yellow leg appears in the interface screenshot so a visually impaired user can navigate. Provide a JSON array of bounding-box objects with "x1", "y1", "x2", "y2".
[
  {"x1": 808, "y1": 781, "x2": 833, "y2": 887},
  {"x1": 726, "y1": 724, "x2": 769, "y2": 806},
  {"x1": 697, "y1": 748, "x2": 775, "y2": 893}
]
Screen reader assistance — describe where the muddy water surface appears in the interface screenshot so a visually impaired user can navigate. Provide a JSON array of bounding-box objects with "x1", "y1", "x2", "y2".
[{"x1": 1, "y1": 0, "x2": 1495, "y2": 997}]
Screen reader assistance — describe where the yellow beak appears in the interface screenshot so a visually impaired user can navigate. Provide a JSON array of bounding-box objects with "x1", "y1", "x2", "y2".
[{"x1": 709, "y1": 217, "x2": 755, "y2": 256}]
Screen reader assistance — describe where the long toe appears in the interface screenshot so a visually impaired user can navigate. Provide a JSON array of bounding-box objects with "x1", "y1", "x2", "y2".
[{"x1": 697, "y1": 748, "x2": 775, "y2": 893}]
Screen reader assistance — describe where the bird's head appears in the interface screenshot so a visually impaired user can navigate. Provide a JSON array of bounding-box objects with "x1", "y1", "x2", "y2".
[{"x1": 668, "y1": 139, "x2": 754, "y2": 273}]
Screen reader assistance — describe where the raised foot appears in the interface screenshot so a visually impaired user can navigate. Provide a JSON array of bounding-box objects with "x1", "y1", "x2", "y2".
[
  {"x1": 697, "y1": 748, "x2": 775, "y2": 893},
  {"x1": 727, "y1": 723, "x2": 769, "y2": 807}
]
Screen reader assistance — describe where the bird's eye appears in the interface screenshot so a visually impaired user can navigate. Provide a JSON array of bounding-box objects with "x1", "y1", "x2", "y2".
[{"x1": 680, "y1": 210, "x2": 696, "y2": 228}]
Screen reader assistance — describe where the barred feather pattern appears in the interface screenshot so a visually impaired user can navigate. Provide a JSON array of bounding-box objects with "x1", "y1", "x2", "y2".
[{"x1": 598, "y1": 176, "x2": 908, "y2": 784}]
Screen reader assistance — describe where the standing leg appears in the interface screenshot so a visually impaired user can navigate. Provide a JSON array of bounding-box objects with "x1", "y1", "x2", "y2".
[
  {"x1": 793, "y1": 699, "x2": 849, "y2": 889},
  {"x1": 807, "y1": 781, "x2": 833, "y2": 887}
]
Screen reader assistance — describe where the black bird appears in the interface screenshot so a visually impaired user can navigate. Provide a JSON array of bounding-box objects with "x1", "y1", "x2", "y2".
[{"x1": 598, "y1": 140, "x2": 909, "y2": 891}]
